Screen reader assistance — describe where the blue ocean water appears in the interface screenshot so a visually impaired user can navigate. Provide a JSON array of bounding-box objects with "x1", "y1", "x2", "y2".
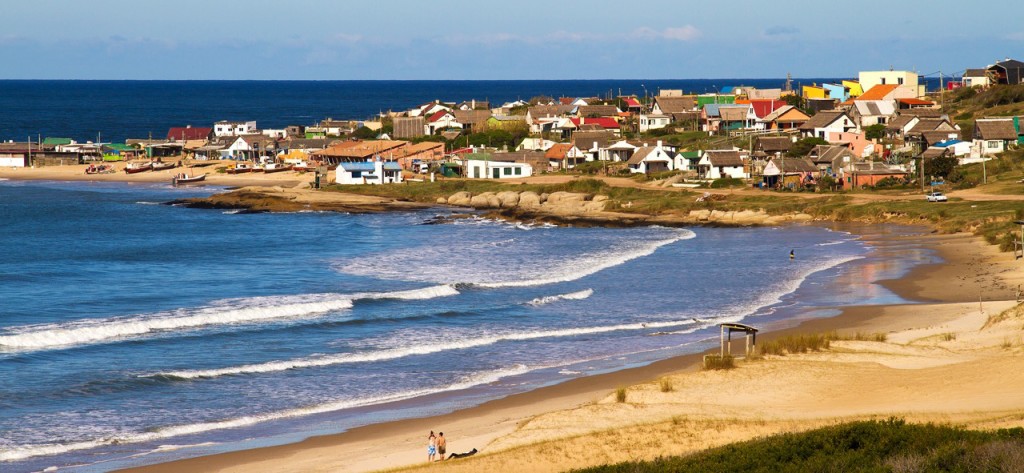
[
  {"x1": 0, "y1": 78, "x2": 943, "y2": 143},
  {"x1": 0, "y1": 179, "x2": 937, "y2": 472}
]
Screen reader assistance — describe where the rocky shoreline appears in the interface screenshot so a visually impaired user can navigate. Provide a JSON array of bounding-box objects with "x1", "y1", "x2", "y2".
[{"x1": 170, "y1": 186, "x2": 818, "y2": 227}]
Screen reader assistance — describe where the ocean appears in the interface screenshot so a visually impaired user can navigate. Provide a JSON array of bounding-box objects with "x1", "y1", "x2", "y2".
[
  {"x1": 0, "y1": 78, "x2": 943, "y2": 144},
  {"x1": 0, "y1": 179, "x2": 937, "y2": 472}
]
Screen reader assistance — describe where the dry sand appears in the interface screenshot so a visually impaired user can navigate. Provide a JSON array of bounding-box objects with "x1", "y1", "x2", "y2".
[
  {"x1": 0, "y1": 161, "x2": 312, "y2": 188},
  {"x1": 110, "y1": 230, "x2": 1024, "y2": 473}
]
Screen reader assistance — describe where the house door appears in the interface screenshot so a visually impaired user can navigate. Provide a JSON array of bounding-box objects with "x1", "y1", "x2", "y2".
[{"x1": 493, "y1": 168, "x2": 500, "y2": 179}]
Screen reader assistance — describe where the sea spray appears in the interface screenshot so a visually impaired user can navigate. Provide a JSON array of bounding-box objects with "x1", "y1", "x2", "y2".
[{"x1": 527, "y1": 289, "x2": 594, "y2": 306}]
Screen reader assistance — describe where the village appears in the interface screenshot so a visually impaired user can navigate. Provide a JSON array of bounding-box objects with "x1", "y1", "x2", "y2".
[{"x1": 1, "y1": 60, "x2": 1022, "y2": 191}]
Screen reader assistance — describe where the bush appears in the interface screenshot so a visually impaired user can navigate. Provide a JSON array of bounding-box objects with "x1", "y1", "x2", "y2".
[
  {"x1": 659, "y1": 377, "x2": 674, "y2": 393},
  {"x1": 816, "y1": 175, "x2": 838, "y2": 192},
  {"x1": 573, "y1": 161, "x2": 605, "y2": 175},
  {"x1": 573, "y1": 420, "x2": 1024, "y2": 473},
  {"x1": 615, "y1": 387, "x2": 627, "y2": 403},
  {"x1": 709, "y1": 177, "x2": 744, "y2": 188}
]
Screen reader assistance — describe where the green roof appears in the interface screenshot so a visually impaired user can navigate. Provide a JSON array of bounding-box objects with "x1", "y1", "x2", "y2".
[
  {"x1": 678, "y1": 151, "x2": 701, "y2": 158},
  {"x1": 104, "y1": 143, "x2": 134, "y2": 151},
  {"x1": 43, "y1": 137, "x2": 73, "y2": 146},
  {"x1": 464, "y1": 152, "x2": 494, "y2": 160}
]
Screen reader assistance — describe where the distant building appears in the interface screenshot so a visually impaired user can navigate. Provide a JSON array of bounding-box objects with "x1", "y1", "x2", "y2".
[
  {"x1": 392, "y1": 117, "x2": 426, "y2": 139},
  {"x1": 166, "y1": 126, "x2": 212, "y2": 141},
  {"x1": 858, "y1": 70, "x2": 924, "y2": 97},
  {"x1": 987, "y1": 59, "x2": 1024, "y2": 85},
  {"x1": 214, "y1": 120, "x2": 257, "y2": 137},
  {"x1": 962, "y1": 69, "x2": 991, "y2": 88},
  {"x1": 334, "y1": 161, "x2": 404, "y2": 185}
]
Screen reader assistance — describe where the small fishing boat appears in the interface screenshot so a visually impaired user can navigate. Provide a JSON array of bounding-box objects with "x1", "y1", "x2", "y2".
[
  {"x1": 85, "y1": 164, "x2": 116, "y2": 175},
  {"x1": 151, "y1": 161, "x2": 177, "y2": 172},
  {"x1": 291, "y1": 162, "x2": 312, "y2": 172},
  {"x1": 225, "y1": 162, "x2": 254, "y2": 174},
  {"x1": 171, "y1": 173, "x2": 206, "y2": 186},
  {"x1": 262, "y1": 163, "x2": 289, "y2": 173},
  {"x1": 124, "y1": 162, "x2": 152, "y2": 174}
]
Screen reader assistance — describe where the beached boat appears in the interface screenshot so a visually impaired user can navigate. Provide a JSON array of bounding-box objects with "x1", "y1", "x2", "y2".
[
  {"x1": 225, "y1": 163, "x2": 254, "y2": 174},
  {"x1": 171, "y1": 173, "x2": 206, "y2": 186},
  {"x1": 151, "y1": 162, "x2": 177, "y2": 171},
  {"x1": 291, "y1": 162, "x2": 312, "y2": 172},
  {"x1": 85, "y1": 164, "x2": 116, "y2": 175},
  {"x1": 262, "y1": 163, "x2": 289, "y2": 173},
  {"x1": 124, "y1": 162, "x2": 152, "y2": 174}
]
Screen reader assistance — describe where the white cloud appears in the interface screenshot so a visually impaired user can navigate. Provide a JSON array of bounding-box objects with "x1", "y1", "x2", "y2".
[{"x1": 630, "y1": 25, "x2": 701, "y2": 42}]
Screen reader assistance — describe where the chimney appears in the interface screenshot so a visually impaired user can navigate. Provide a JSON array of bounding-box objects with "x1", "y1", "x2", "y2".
[{"x1": 656, "y1": 140, "x2": 662, "y2": 148}]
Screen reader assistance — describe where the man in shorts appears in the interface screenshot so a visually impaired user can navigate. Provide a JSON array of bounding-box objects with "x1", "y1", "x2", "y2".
[{"x1": 436, "y1": 432, "x2": 447, "y2": 460}]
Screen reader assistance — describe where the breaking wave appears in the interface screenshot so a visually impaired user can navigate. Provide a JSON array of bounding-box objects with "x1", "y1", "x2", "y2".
[
  {"x1": 527, "y1": 289, "x2": 594, "y2": 306},
  {"x1": 0, "y1": 285, "x2": 458, "y2": 351},
  {"x1": 0, "y1": 365, "x2": 529, "y2": 463},
  {"x1": 470, "y1": 230, "x2": 694, "y2": 288},
  {"x1": 146, "y1": 317, "x2": 704, "y2": 380}
]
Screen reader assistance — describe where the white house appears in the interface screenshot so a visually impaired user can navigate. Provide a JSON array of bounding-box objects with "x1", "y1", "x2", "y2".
[
  {"x1": 465, "y1": 158, "x2": 532, "y2": 179},
  {"x1": 334, "y1": 161, "x2": 404, "y2": 185},
  {"x1": 798, "y1": 111, "x2": 858, "y2": 140},
  {"x1": 408, "y1": 102, "x2": 452, "y2": 118},
  {"x1": 262, "y1": 129, "x2": 288, "y2": 139},
  {"x1": 851, "y1": 100, "x2": 896, "y2": 127},
  {"x1": 601, "y1": 140, "x2": 638, "y2": 162},
  {"x1": 626, "y1": 141, "x2": 673, "y2": 174},
  {"x1": 962, "y1": 69, "x2": 991, "y2": 88},
  {"x1": 697, "y1": 150, "x2": 748, "y2": 180},
  {"x1": 858, "y1": 70, "x2": 924, "y2": 97},
  {"x1": 425, "y1": 111, "x2": 462, "y2": 135},
  {"x1": 638, "y1": 114, "x2": 671, "y2": 132},
  {"x1": 516, "y1": 138, "x2": 556, "y2": 151},
  {"x1": 214, "y1": 120, "x2": 257, "y2": 137},
  {"x1": 972, "y1": 119, "x2": 1018, "y2": 157}
]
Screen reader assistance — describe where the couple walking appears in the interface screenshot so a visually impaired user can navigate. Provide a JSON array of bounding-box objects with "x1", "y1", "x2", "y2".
[{"x1": 427, "y1": 431, "x2": 446, "y2": 462}]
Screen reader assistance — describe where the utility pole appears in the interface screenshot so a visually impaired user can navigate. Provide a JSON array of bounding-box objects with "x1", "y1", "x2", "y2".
[{"x1": 920, "y1": 155, "x2": 925, "y2": 193}]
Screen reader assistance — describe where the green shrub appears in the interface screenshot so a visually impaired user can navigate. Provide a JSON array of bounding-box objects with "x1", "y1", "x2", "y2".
[
  {"x1": 709, "y1": 177, "x2": 744, "y2": 188},
  {"x1": 573, "y1": 420, "x2": 1024, "y2": 473}
]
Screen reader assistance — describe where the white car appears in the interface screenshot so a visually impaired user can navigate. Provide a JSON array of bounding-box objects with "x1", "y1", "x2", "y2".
[{"x1": 926, "y1": 192, "x2": 948, "y2": 202}]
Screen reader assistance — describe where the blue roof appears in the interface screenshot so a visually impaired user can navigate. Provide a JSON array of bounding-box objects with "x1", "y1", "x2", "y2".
[
  {"x1": 720, "y1": 86, "x2": 735, "y2": 94},
  {"x1": 704, "y1": 104, "x2": 722, "y2": 117},
  {"x1": 340, "y1": 162, "x2": 375, "y2": 172},
  {"x1": 935, "y1": 139, "x2": 963, "y2": 147},
  {"x1": 383, "y1": 162, "x2": 402, "y2": 171}
]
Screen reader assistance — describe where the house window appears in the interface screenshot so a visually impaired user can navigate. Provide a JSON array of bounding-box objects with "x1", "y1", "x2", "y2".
[
  {"x1": 514, "y1": 167, "x2": 522, "y2": 175},
  {"x1": 351, "y1": 171, "x2": 362, "y2": 178},
  {"x1": 878, "y1": 117, "x2": 887, "y2": 124},
  {"x1": 987, "y1": 141, "x2": 1001, "y2": 149},
  {"x1": 881, "y1": 78, "x2": 886, "y2": 85},
  {"x1": 818, "y1": 131, "x2": 825, "y2": 138},
  {"x1": 898, "y1": 77, "x2": 904, "y2": 85},
  {"x1": 503, "y1": 167, "x2": 512, "y2": 175}
]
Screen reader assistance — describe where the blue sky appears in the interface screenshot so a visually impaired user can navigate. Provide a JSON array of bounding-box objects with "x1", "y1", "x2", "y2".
[{"x1": 1, "y1": 0, "x2": 1021, "y2": 80}]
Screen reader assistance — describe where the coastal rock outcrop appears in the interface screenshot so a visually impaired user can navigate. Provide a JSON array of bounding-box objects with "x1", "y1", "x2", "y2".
[{"x1": 444, "y1": 189, "x2": 607, "y2": 216}]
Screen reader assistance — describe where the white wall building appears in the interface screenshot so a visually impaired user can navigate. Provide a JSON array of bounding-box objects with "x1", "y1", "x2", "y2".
[
  {"x1": 858, "y1": 70, "x2": 924, "y2": 96},
  {"x1": 626, "y1": 141, "x2": 674, "y2": 174},
  {"x1": 465, "y1": 159, "x2": 532, "y2": 179},
  {"x1": 214, "y1": 120, "x2": 257, "y2": 137},
  {"x1": 638, "y1": 114, "x2": 671, "y2": 132},
  {"x1": 334, "y1": 161, "x2": 404, "y2": 185}
]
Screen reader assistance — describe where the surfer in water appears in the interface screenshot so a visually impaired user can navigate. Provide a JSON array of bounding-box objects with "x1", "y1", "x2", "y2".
[{"x1": 790, "y1": 249, "x2": 795, "y2": 260}]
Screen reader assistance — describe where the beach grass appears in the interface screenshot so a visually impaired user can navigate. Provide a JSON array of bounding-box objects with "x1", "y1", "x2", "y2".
[
  {"x1": 658, "y1": 377, "x2": 674, "y2": 393},
  {"x1": 572, "y1": 419, "x2": 1024, "y2": 473},
  {"x1": 614, "y1": 387, "x2": 627, "y2": 403}
]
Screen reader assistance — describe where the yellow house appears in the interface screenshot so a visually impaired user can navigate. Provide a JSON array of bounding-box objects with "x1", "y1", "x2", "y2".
[
  {"x1": 842, "y1": 80, "x2": 864, "y2": 97},
  {"x1": 858, "y1": 70, "x2": 925, "y2": 97},
  {"x1": 802, "y1": 85, "x2": 826, "y2": 99}
]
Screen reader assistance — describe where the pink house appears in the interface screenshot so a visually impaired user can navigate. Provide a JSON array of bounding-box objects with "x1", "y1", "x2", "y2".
[{"x1": 828, "y1": 131, "x2": 880, "y2": 158}]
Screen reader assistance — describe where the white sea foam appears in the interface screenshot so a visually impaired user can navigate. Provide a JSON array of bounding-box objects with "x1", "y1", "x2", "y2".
[
  {"x1": 0, "y1": 365, "x2": 529, "y2": 463},
  {"x1": 0, "y1": 285, "x2": 457, "y2": 351},
  {"x1": 527, "y1": 289, "x2": 594, "y2": 306},
  {"x1": 148, "y1": 317, "x2": 701, "y2": 380},
  {"x1": 472, "y1": 230, "x2": 694, "y2": 288},
  {"x1": 815, "y1": 239, "x2": 854, "y2": 247},
  {"x1": 134, "y1": 201, "x2": 160, "y2": 205},
  {"x1": 222, "y1": 209, "x2": 243, "y2": 214}
]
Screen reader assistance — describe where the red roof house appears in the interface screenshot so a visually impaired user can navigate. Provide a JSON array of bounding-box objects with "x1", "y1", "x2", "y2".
[{"x1": 167, "y1": 127, "x2": 212, "y2": 141}]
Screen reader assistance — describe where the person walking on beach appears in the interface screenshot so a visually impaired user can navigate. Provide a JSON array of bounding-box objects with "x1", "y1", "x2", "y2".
[
  {"x1": 427, "y1": 431, "x2": 437, "y2": 462},
  {"x1": 436, "y1": 432, "x2": 447, "y2": 461}
]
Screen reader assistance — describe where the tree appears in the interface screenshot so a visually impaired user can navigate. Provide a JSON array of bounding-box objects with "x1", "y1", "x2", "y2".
[
  {"x1": 787, "y1": 137, "x2": 828, "y2": 157},
  {"x1": 351, "y1": 126, "x2": 377, "y2": 140},
  {"x1": 927, "y1": 155, "x2": 958, "y2": 180},
  {"x1": 864, "y1": 124, "x2": 886, "y2": 140}
]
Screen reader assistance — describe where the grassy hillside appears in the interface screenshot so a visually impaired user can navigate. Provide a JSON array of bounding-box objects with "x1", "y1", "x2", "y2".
[{"x1": 575, "y1": 419, "x2": 1024, "y2": 473}]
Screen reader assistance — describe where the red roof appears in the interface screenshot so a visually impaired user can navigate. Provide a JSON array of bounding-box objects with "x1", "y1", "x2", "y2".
[
  {"x1": 166, "y1": 127, "x2": 211, "y2": 141},
  {"x1": 624, "y1": 98, "x2": 641, "y2": 107},
  {"x1": 428, "y1": 110, "x2": 451, "y2": 123},
  {"x1": 749, "y1": 99, "x2": 787, "y2": 119},
  {"x1": 569, "y1": 117, "x2": 620, "y2": 129},
  {"x1": 897, "y1": 98, "x2": 934, "y2": 106},
  {"x1": 559, "y1": 97, "x2": 575, "y2": 105}
]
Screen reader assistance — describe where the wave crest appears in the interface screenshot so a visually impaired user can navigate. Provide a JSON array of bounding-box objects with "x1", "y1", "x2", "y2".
[{"x1": 527, "y1": 289, "x2": 594, "y2": 306}]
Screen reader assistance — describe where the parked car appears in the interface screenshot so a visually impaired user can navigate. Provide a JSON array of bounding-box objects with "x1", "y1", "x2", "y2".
[{"x1": 926, "y1": 192, "x2": 948, "y2": 202}]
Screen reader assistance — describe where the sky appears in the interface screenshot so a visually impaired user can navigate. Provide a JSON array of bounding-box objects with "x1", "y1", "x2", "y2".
[{"x1": 1, "y1": 0, "x2": 1021, "y2": 80}]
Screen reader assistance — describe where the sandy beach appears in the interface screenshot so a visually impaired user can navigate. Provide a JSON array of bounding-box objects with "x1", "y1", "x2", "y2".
[
  {"x1": 97, "y1": 225, "x2": 1024, "y2": 473},
  {"x1": 0, "y1": 161, "x2": 312, "y2": 188}
]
